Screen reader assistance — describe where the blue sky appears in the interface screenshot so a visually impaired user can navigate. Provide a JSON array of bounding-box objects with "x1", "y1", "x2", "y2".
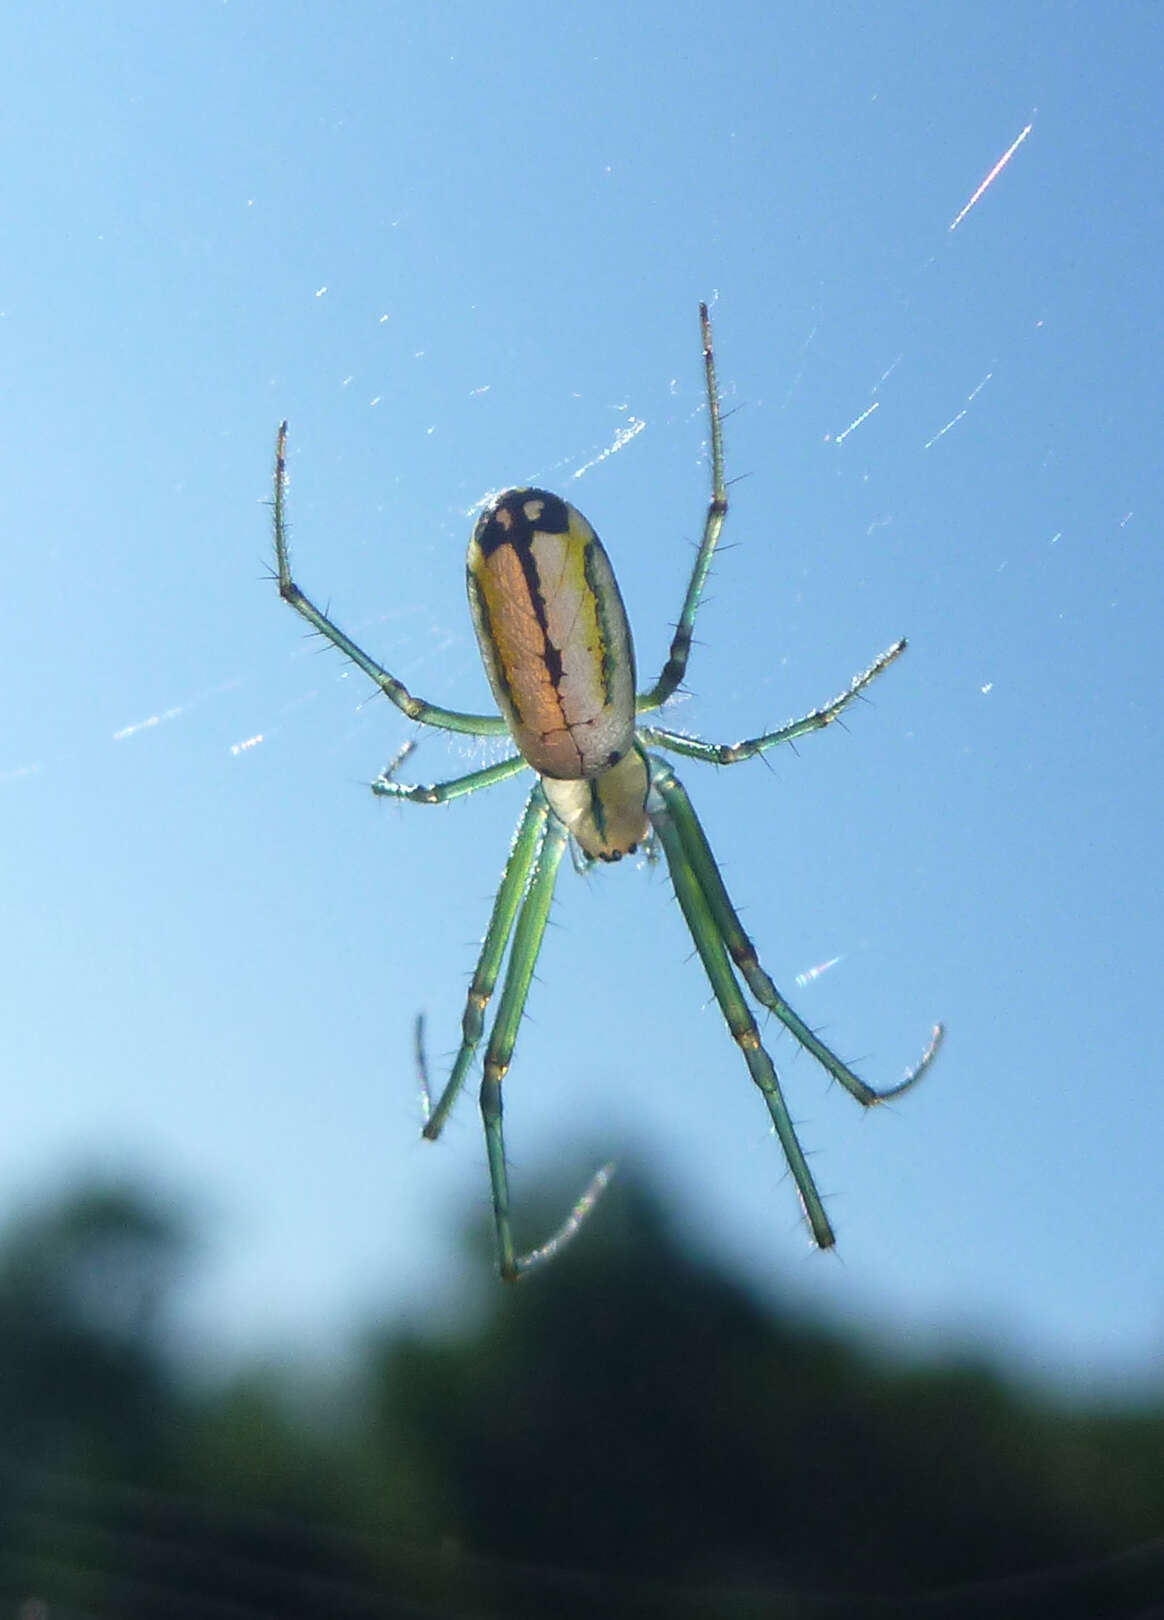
[{"x1": 3, "y1": 1, "x2": 1161, "y2": 1389}]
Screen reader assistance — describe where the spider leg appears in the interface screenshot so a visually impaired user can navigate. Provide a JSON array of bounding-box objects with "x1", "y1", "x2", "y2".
[
  {"x1": 638, "y1": 640, "x2": 908, "y2": 765},
  {"x1": 650, "y1": 757, "x2": 943, "y2": 1106},
  {"x1": 476, "y1": 809, "x2": 612, "y2": 1280},
  {"x1": 637, "y1": 304, "x2": 728, "y2": 714},
  {"x1": 274, "y1": 424, "x2": 510, "y2": 738},
  {"x1": 372, "y1": 752, "x2": 529, "y2": 805},
  {"x1": 648, "y1": 766, "x2": 835, "y2": 1248},
  {"x1": 419, "y1": 785, "x2": 548, "y2": 1139},
  {"x1": 508, "y1": 1161, "x2": 616, "y2": 1277}
]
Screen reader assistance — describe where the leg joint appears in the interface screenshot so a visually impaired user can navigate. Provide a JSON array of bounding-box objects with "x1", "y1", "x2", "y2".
[{"x1": 480, "y1": 1067, "x2": 506, "y2": 1122}]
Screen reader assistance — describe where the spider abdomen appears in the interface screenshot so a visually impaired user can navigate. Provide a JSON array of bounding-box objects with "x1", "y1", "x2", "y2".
[{"x1": 467, "y1": 488, "x2": 637, "y2": 780}]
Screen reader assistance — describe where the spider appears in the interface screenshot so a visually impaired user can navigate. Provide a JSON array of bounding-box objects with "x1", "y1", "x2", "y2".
[{"x1": 272, "y1": 305, "x2": 942, "y2": 1282}]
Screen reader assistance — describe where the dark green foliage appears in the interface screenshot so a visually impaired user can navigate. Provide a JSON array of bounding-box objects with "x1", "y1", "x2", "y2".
[{"x1": 0, "y1": 1171, "x2": 1160, "y2": 1618}]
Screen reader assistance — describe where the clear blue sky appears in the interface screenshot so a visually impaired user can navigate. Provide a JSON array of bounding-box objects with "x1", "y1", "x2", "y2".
[{"x1": 3, "y1": 1, "x2": 1161, "y2": 1390}]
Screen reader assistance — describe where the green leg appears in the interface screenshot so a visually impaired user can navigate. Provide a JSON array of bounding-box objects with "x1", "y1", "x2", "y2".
[
  {"x1": 419, "y1": 786, "x2": 549, "y2": 1140},
  {"x1": 638, "y1": 640, "x2": 908, "y2": 765},
  {"x1": 636, "y1": 303, "x2": 728, "y2": 714},
  {"x1": 273, "y1": 423, "x2": 510, "y2": 738},
  {"x1": 650, "y1": 757, "x2": 943, "y2": 1105},
  {"x1": 477, "y1": 812, "x2": 612, "y2": 1280},
  {"x1": 372, "y1": 752, "x2": 530, "y2": 805},
  {"x1": 649, "y1": 773, "x2": 835, "y2": 1247},
  {"x1": 507, "y1": 1161, "x2": 616, "y2": 1276}
]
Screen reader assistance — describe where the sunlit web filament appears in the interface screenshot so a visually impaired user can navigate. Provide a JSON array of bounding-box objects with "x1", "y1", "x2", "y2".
[
  {"x1": 949, "y1": 123, "x2": 1033, "y2": 233},
  {"x1": 924, "y1": 372, "x2": 993, "y2": 450},
  {"x1": 833, "y1": 401, "x2": 879, "y2": 446},
  {"x1": 794, "y1": 955, "x2": 844, "y2": 989},
  {"x1": 571, "y1": 415, "x2": 646, "y2": 480}
]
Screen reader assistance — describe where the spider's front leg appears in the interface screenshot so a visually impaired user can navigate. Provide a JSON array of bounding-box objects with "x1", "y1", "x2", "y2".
[
  {"x1": 647, "y1": 755, "x2": 941, "y2": 1248},
  {"x1": 650, "y1": 757, "x2": 942, "y2": 1107},
  {"x1": 648, "y1": 766, "x2": 836, "y2": 1247},
  {"x1": 416, "y1": 786, "x2": 548, "y2": 1140},
  {"x1": 472, "y1": 805, "x2": 613, "y2": 1280},
  {"x1": 412, "y1": 785, "x2": 613, "y2": 1280}
]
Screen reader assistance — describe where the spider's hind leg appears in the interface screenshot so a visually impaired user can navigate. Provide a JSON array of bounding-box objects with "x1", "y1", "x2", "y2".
[
  {"x1": 638, "y1": 638, "x2": 908, "y2": 767},
  {"x1": 636, "y1": 303, "x2": 728, "y2": 714},
  {"x1": 273, "y1": 422, "x2": 510, "y2": 739}
]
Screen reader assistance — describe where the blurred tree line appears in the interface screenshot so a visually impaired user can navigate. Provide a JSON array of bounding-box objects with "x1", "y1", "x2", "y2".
[{"x1": 0, "y1": 1170, "x2": 1160, "y2": 1619}]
